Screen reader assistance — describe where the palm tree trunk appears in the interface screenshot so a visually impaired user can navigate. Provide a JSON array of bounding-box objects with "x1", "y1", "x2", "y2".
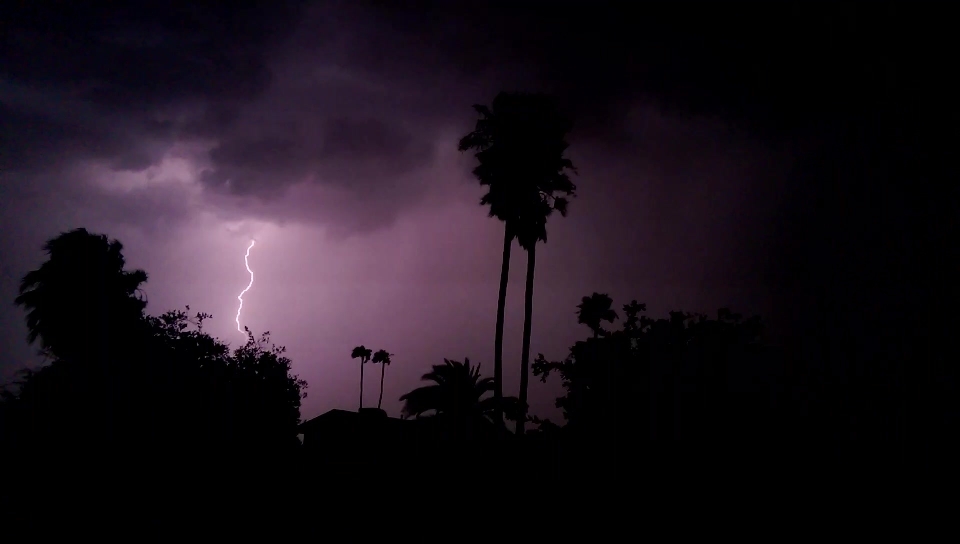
[
  {"x1": 359, "y1": 361, "x2": 364, "y2": 411},
  {"x1": 378, "y1": 362, "x2": 386, "y2": 410},
  {"x1": 493, "y1": 224, "x2": 513, "y2": 429},
  {"x1": 517, "y1": 243, "x2": 536, "y2": 436}
]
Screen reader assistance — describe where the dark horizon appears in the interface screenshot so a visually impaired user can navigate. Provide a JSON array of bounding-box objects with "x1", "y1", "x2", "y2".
[{"x1": 1, "y1": 1, "x2": 954, "y2": 439}]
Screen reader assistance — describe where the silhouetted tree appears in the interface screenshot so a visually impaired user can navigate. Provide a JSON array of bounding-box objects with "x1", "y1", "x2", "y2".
[
  {"x1": 399, "y1": 358, "x2": 520, "y2": 439},
  {"x1": 351, "y1": 345, "x2": 372, "y2": 410},
  {"x1": 510, "y1": 94, "x2": 578, "y2": 435},
  {"x1": 2, "y1": 229, "x2": 308, "y2": 452},
  {"x1": 534, "y1": 294, "x2": 770, "y2": 451},
  {"x1": 142, "y1": 310, "x2": 308, "y2": 449},
  {"x1": 14, "y1": 228, "x2": 148, "y2": 363},
  {"x1": 3, "y1": 305, "x2": 308, "y2": 451},
  {"x1": 458, "y1": 95, "x2": 513, "y2": 427},
  {"x1": 227, "y1": 327, "x2": 308, "y2": 448},
  {"x1": 576, "y1": 293, "x2": 619, "y2": 338},
  {"x1": 459, "y1": 92, "x2": 576, "y2": 433},
  {"x1": 372, "y1": 349, "x2": 392, "y2": 411},
  {"x1": 622, "y1": 300, "x2": 647, "y2": 333}
]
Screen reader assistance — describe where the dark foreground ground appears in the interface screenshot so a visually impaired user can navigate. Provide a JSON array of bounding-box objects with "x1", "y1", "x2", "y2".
[{"x1": 4, "y1": 435, "x2": 950, "y2": 536}]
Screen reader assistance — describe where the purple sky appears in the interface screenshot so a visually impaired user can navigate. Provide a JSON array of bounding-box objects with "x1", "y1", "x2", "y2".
[{"x1": 2, "y1": 2, "x2": 945, "y2": 423}]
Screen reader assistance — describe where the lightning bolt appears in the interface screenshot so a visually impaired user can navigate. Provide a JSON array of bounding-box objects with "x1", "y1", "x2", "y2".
[{"x1": 236, "y1": 239, "x2": 255, "y2": 335}]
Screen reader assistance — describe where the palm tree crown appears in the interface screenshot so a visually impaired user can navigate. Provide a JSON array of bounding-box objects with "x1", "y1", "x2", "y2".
[
  {"x1": 351, "y1": 346, "x2": 372, "y2": 364},
  {"x1": 459, "y1": 91, "x2": 577, "y2": 238},
  {"x1": 399, "y1": 358, "x2": 519, "y2": 433},
  {"x1": 372, "y1": 349, "x2": 391, "y2": 366},
  {"x1": 14, "y1": 228, "x2": 148, "y2": 361},
  {"x1": 351, "y1": 345, "x2": 372, "y2": 410}
]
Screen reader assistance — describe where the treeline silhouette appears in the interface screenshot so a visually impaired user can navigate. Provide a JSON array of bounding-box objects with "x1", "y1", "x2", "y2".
[
  {"x1": 2, "y1": 92, "x2": 954, "y2": 486},
  {"x1": 0, "y1": 228, "x2": 944, "y2": 481}
]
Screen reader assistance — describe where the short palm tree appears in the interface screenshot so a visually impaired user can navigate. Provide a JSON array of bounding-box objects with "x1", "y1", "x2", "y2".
[
  {"x1": 351, "y1": 345, "x2": 372, "y2": 410},
  {"x1": 399, "y1": 358, "x2": 519, "y2": 437}
]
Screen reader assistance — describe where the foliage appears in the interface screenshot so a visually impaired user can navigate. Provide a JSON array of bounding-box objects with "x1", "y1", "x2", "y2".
[
  {"x1": 372, "y1": 349, "x2": 391, "y2": 366},
  {"x1": 399, "y1": 358, "x2": 521, "y2": 437},
  {"x1": 2, "y1": 229, "x2": 307, "y2": 451},
  {"x1": 533, "y1": 296, "x2": 770, "y2": 443},
  {"x1": 459, "y1": 91, "x2": 578, "y2": 429},
  {"x1": 14, "y1": 228, "x2": 148, "y2": 362},
  {"x1": 460, "y1": 91, "x2": 578, "y2": 435},
  {"x1": 351, "y1": 345, "x2": 372, "y2": 364},
  {"x1": 576, "y1": 292, "x2": 619, "y2": 337},
  {"x1": 458, "y1": 91, "x2": 577, "y2": 245},
  {"x1": 2, "y1": 307, "x2": 308, "y2": 451}
]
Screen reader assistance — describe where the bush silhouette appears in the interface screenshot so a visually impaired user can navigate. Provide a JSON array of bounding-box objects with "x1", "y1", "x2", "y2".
[{"x1": 2, "y1": 229, "x2": 307, "y2": 452}]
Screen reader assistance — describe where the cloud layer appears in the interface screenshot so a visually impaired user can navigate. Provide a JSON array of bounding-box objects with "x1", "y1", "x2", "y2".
[{"x1": 7, "y1": 1, "x2": 920, "y2": 420}]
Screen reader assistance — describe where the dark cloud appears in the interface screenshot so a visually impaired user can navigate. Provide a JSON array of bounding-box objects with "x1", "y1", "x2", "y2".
[
  {"x1": 0, "y1": 1, "x2": 303, "y2": 187},
  {"x1": 201, "y1": 116, "x2": 434, "y2": 197},
  {"x1": 3, "y1": 1, "x2": 944, "y2": 175},
  {"x1": 2, "y1": 1, "x2": 953, "y2": 421},
  {"x1": 2, "y1": 2, "x2": 488, "y2": 233},
  {"x1": 6, "y1": 1, "x2": 844, "y2": 234},
  {"x1": 359, "y1": 1, "x2": 948, "y2": 143},
  {"x1": 0, "y1": 1, "x2": 302, "y2": 108}
]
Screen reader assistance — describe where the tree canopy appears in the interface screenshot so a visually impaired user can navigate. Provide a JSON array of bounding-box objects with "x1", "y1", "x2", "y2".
[
  {"x1": 399, "y1": 358, "x2": 520, "y2": 439},
  {"x1": 1, "y1": 229, "x2": 307, "y2": 452}
]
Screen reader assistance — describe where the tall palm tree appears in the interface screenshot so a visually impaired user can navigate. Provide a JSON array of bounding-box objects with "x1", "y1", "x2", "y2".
[
  {"x1": 351, "y1": 345, "x2": 372, "y2": 410},
  {"x1": 458, "y1": 96, "x2": 514, "y2": 428},
  {"x1": 576, "y1": 293, "x2": 620, "y2": 338},
  {"x1": 372, "y1": 349, "x2": 392, "y2": 411},
  {"x1": 458, "y1": 91, "x2": 576, "y2": 430},
  {"x1": 14, "y1": 228, "x2": 148, "y2": 362},
  {"x1": 511, "y1": 96, "x2": 577, "y2": 436},
  {"x1": 399, "y1": 358, "x2": 520, "y2": 437}
]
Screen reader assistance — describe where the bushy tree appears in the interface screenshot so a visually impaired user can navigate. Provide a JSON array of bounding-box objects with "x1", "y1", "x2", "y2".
[
  {"x1": 14, "y1": 228, "x2": 148, "y2": 363},
  {"x1": 2, "y1": 229, "x2": 308, "y2": 452},
  {"x1": 534, "y1": 296, "x2": 772, "y2": 446}
]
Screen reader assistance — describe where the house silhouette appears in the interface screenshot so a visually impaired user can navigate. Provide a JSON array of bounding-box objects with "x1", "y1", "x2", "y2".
[
  {"x1": 298, "y1": 408, "x2": 453, "y2": 464},
  {"x1": 297, "y1": 407, "x2": 564, "y2": 477}
]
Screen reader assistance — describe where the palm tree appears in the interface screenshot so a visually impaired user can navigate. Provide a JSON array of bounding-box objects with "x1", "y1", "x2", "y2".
[
  {"x1": 458, "y1": 96, "x2": 514, "y2": 428},
  {"x1": 511, "y1": 96, "x2": 577, "y2": 436},
  {"x1": 351, "y1": 345, "x2": 372, "y2": 410},
  {"x1": 14, "y1": 228, "x2": 148, "y2": 362},
  {"x1": 399, "y1": 358, "x2": 520, "y2": 438},
  {"x1": 576, "y1": 293, "x2": 620, "y2": 338},
  {"x1": 372, "y1": 349, "x2": 392, "y2": 411},
  {"x1": 458, "y1": 91, "x2": 576, "y2": 430}
]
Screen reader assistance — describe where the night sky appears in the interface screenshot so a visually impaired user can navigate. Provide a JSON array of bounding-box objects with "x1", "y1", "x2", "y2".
[{"x1": 1, "y1": 1, "x2": 953, "y2": 423}]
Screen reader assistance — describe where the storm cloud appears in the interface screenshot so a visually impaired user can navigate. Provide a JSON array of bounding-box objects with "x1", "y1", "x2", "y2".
[{"x1": 3, "y1": 1, "x2": 947, "y2": 422}]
